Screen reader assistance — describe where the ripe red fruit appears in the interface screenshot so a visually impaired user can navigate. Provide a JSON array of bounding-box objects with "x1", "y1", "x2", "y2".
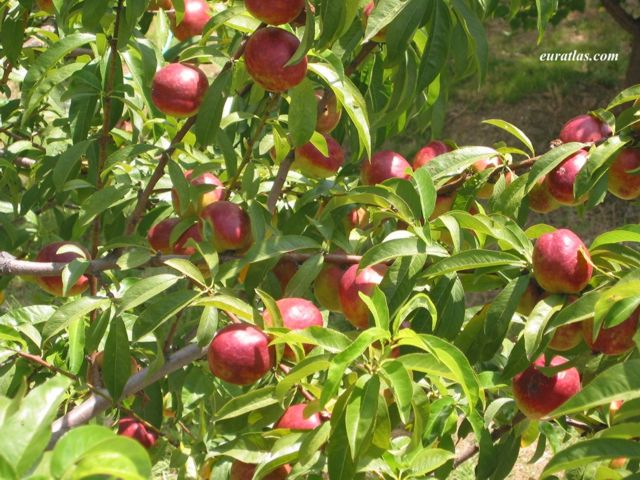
[
  {"x1": 315, "y1": 89, "x2": 342, "y2": 134},
  {"x1": 245, "y1": 0, "x2": 304, "y2": 25},
  {"x1": 272, "y1": 258, "x2": 298, "y2": 293},
  {"x1": 532, "y1": 229, "x2": 593, "y2": 294},
  {"x1": 200, "y1": 201, "x2": 253, "y2": 252},
  {"x1": 148, "y1": 0, "x2": 173, "y2": 9},
  {"x1": 293, "y1": 134, "x2": 344, "y2": 178},
  {"x1": 35, "y1": 242, "x2": 91, "y2": 297},
  {"x1": 171, "y1": 170, "x2": 225, "y2": 216},
  {"x1": 363, "y1": 2, "x2": 387, "y2": 42},
  {"x1": 549, "y1": 322, "x2": 583, "y2": 351},
  {"x1": 559, "y1": 114, "x2": 612, "y2": 143},
  {"x1": 339, "y1": 264, "x2": 388, "y2": 329},
  {"x1": 146, "y1": 218, "x2": 202, "y2": 255},
  {"x1": 412, "y1": 141, "x2": 452, "y2": 170},
  {"x1": 275, "y1": 403, "x2": 322, "y2": 430},
  {"x1": 151, "y1": 63, "x2": 208, "y2": 118},
  {"x1": 361, "y1": 150, "x2": 412, "y2": 185},
  {"x1": 117, "y1": 418, "x2": 158, "y2": 449},
  {"x1": 230, "y1": 461, "x2": 291, "y2": 480},
  {"x1": 170, "y1": 0, "x2": 211, "y2": 41},
  {"x1": 36, "y1": 0, "x2": 54, "y2": 13},
  {"x1": 262, "y1": 298, "x2": 323, "y2": 358},
  {"x1": 512, "y1": 355, "x2": 581, "y2": 419},
  {"x1": 313, "y1": 264, "x2": 344, "y2": 311},
  {"x1": 208, "y1": 323, "x2": 275, "y2": 385},
  {"x1": 343, "y1": 207, "x2": 370, "y2": 231},
  {"x1": 607, "y1": 148, "x2": 640, "y2": 200},
  {"x1": 547, "y1": 149, "x2": 589, "y2": 205},
  {"x1": 244, "y1": 27, "x2": 308, "y2": 92},
  {"x1": 528, "y1": 175, "x2": 560, "y2": 213},
  {"x1": 582, "y1": 308, "x2": 639, "y2": 356},
  {"x1": 516, "y1": 280, "x2": 547, "y2": 316}
]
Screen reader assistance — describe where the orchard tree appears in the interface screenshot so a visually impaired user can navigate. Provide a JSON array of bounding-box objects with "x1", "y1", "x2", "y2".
[{"x1": 0, "y1": 0, "x2": 639, "y2": 479}]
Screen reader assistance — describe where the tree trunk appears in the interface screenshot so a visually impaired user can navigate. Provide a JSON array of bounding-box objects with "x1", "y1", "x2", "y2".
[{"x1": 626, "y1": 34, "x2": 640, "y2": 87}]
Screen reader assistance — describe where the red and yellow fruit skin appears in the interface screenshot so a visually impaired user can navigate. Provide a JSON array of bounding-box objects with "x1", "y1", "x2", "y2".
[
  {"x1": 36, "y1": 0, "x2": 54, "y2": 13},
  {"x1": 35, "y1": 242, "x2": 91, "y2": 297},
  {"x1": 361, "y1": 150, "x2": 412, "y2": 185},
  {"x1": 547, "y1": 149, "x2": 589, "y2": 205},
  {"x1": 170, "y1": 0, "x2": 211, "y2": 41},
  {"x1": 146, "y1": 218, "x2": 202, "y2": 255},
  {"x1": 272, "y1": 258, "x2": 298, "y2": 293},
  {"x1": 607, "y1": 148, "x2": 640, "y2": 200},
  {"x1": 151, "y1": 63, "x2": 208, "y2": 118},
  {"x1": 313, "y1": 264, "x2": 345, "y2": 311},
  {"x1": 200, "y1": 201, "x2": 253, "y2": 253},
  {"x1": 430, "y1": 194, "x2": 456, "y2": 220},
  {"x1": 471, "y1": 157, "x2": 501, "y2": 199},
  {"x1": 148, "y1": 0, "x2": 173, "y2": 10},
  {"x1": 512, "y1": 355, "x2": 581, "y2": 419},
  {"x1": 117, "y1": 418, "x2": 158, "y2": 449},
  {"x1": 549, "y1": 322, "x2": 583, "y2": 351},
  {"x1": 275, "y1": 403, "x2": 322, "y2": 430},
  {"x1": 262, "y1": 298, "x2": 323, "y2": 359},
  {"x1": 528, "y1": 175, "x2": 561, "y2": 213},
  {"x1": 171, "y1": 170, "x2": 225, "y2": 216},
  {"x1": 293, "y1": 134, "x2": 344, "y2": 178},
  {"x1": 343, "y1": 207, "x2": 370, "y2": 231},
  {"x1": 559, "y1": 114, "x2": 612, "y2": 143},
  {"x1": 582, "y1": 308, "x2": 639, "y2": 356},
  {"x1": 339, "y1": 264, "x2": 388, "y2": 329},
  {"x1": 244, "y1": 0, "x2": 304, "y2": 25},
  {"x1": 230, "y1": 460, "x2": 291, "y2": 480},
  {"x1": 516, "y1": 280, "x2": 547, "y2": 316},
  {"x1": 208, "y1": 324, "x2": 275, "y2": 385},
  {"x1": 315, "y1": 89, "x2": 342, "y2": 134},
  {"x1": 244, "y1": 27, "x2": 308, "y2": 92},
  {"x1": 412, "y1": 141, "x2": 451, "y2": 170},
  {"x1": 532, "y1": 229, "x2": 593, "y2": 294}
]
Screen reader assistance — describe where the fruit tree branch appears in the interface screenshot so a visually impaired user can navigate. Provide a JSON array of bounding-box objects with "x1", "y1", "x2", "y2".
[
  {"x1": 267, "y1": 152, "x2": 294, "y2": 214},
  {"x1": 0, "y1": 250, "x2": 364, "y2": 277},
  {"x1": 601, "y1": 0, "x2": 640, "y2": 36},
  {"x1": 49, "y1": 343, "x2": 208, "y2": 446},
  {"x1": 345, "y1": 41, "x2": 377, "y2": 76}
]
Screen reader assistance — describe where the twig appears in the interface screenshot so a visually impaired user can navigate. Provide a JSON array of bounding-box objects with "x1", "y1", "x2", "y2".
[
  {"x1": 267, "y1": 152, "x2": 294, "y2": 214},
  {"x1": 345, "y1": 41, "x2": 377, "y2": 76},
  {"x1": 601, "y1": 0, "x2": 640, "y2": 35},
  {"x1": 49, "y1": 343, "x2": 208, "y2": 447},
  {"x1": 15, "y1": 351, "x2": 79, "y2": 382}
]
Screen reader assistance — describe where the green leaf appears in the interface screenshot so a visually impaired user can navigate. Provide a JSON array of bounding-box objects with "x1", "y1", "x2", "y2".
[
  {"x1": 361, "y1": 237, "x2": 447, "y2": 270},
  {"x1": 299, "y1": 421, "x2": 331, "y2": 465},
  {"x1": 21, "y1": 33, "x2": 96, "y2": 125},
  {"x1": 535, "y1": 0, "x2": 559, "y2": 43},
  {"x1": 216, "y1": 387, "x2": 279, "y2": 421},
  {"x1": 69, "y1": 436, "x2": 152, "y2": 480},
  {"x1": 413, "y1": 167, "x2": 437, "y2": 221},
  {"x1": 320, "y1": 328, "x2": 390, "y2": 407},
  {"x1": 288, "y1": 78, "x2": 317, "y2": 147},
  {"x1": 284, "y1": 253, "x2": 324, "y2": 298},
  {"x1": 523, "y1": 295, "x2": 564, "y2": 359},
  {"x1": 67, "y1": 317, "x2": 85, "y2": 374},
  {"x1": 117, "y1": 274, "x2": 180, "y2": 313},
  {"x1": 542, "y1": 439, "x2": 640, "y2": 479},
  {"x1": 345, "y1": 375, "x2": 380, "y2": 460},
  {"x1": 133, "y1": 290, "x2": 200, "y2": 340},
  {"x1": 242, "y1": 235, "x2": 321, "y2": 265},
  {"x1": 452, "y1": 0, "x2": 488, "y2": 82},
  {"x1": 423, "y1": 146, "x2": 498, "y2": 180},
  {"x1": 103, "y1": 317, "x2": 130, "y2": 401},
  {"x1": 196, "y1": 295, "x2": 254, "y2": 321},
  {"x1": 327, "y1": 410, "x2": 356, "y2": 480},
  {"x1": 574, "y1": 136, "x2": 627, "y2": 198},
  {"x1": 194, "y1": 68, "x2": 232, "y2": 146},
  {"x1": 51, "y1": 425, "x2": 115, "y2": 478},
  {"x1": 607, "y1": 84, "x2": 640, "y2": 109},
  {"x1": 380, "y1": 360, "x2": 413, "y2": 423},
  {"x1": 418, "y1": 0, "x2": 452, "y2": 90},
  {"x1": 162, "y1": 258, "x2": 206, "y2": 287},
  {"x1": 196, "y1": 306, "x2": 218, "y2": 347},
  {"x1": 44, "y1": 297, "x2": 111, "y2": 340},
  {"x1": 407, "y1": 448, "x2": 455, "y2": 476},
  {"x1": 591, "y1": 224, "x2": 640, "y2": 249},
  {"x1": 360, "y1": 286, "x2": 389, "y2": 331},
  {"x1": 422, "y1": 249, "x2": 526, "y2": 278},
  {"x1": 286, "y1": 5, "x2": 315, "y2": 66},
  {"x1": 363, "y1": 0, "x2": 410, "y2": 43},
  {"x1": 275, "y1": 354, "x2": 332, "y2": 399},
  {"x1": 483, "y1": 119, "x2": 534, "y2": 156},
  {"x1": 551, "y1": 359, "x2": 640, "y2": 417},
  {"x1": 52, "y1": 140, "x2": 93, "y2": 190},
  {"x1": 76, "y1": 187, "x2": 133, "y2": 229},
  {"x1": 0, "y1": 376, "x2": 71, "y2": 477},
  {"x1": 309, "y1": 62, "x2": 371, "y2": 159}
]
